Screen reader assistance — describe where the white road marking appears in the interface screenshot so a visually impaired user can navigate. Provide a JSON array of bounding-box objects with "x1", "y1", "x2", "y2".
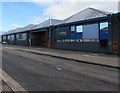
[
  {"x1": 57, "y1": 68, "x2": 62, "y2": 71},
  {"x1": 83, "y1": 54, "x2": 106, "y2": 57}
]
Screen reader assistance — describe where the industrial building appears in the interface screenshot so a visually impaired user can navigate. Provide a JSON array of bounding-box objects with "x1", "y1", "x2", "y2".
[{"x1": 2, "y1": 8, "x2": 120, "y2": 55}]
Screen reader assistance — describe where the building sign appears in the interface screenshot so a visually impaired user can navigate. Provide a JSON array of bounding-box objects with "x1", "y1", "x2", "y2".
[{"x1": 59, "y1": 32, "x2": 67, "y2": 35}]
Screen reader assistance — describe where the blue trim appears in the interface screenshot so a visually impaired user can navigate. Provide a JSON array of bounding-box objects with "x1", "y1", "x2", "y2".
[
  {"x1": 28, "y1": 26, "x2": 51, "y2": 32},
  {"x1": 54, "y1": 13, "x2": 120, "y2": 27},
  {"x1": 2, "y1": 26, "x2": 51, "y2": 36},
  {"x1": 14, "y1": 30, "x2": 29, "y2": 34}
]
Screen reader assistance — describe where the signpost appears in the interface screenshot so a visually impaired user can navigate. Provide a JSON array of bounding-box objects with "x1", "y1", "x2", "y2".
[{"x1": 29, "y1": 38, "x2": 31, "y2": 47}]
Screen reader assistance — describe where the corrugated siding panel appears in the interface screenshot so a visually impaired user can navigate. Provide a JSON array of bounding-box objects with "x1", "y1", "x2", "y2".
[
  {"x1": 71, "y1": 32, "x2": 82, "y2": 39},
  {"x1": 100, "y1": 31, "x2": 108, "y2": 39},
  {"x1": 83, "y1": 23, "x2": 99, "y2": 39}
]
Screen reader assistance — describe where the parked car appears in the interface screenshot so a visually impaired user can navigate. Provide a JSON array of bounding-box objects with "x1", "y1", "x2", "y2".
[{"x1": 2, "y1": 41, "x2": 7, "y2": 44}]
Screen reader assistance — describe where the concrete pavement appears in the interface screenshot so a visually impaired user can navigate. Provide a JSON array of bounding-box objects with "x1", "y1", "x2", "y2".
[
  {"x1": 3, "y1": 44, "x2": 119, "y2": 69},
  {"x1": 2, "y1": 79, "x2": 13, "y2": 93}
]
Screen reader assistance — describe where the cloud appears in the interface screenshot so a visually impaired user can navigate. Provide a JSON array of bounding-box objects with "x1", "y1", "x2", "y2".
[
  {"x1": 30, "y1": 16, "x2": 49, "y2": 24},
  {"x1": 43, "y1": 2, "x2": 118, "y2": 20},
  {"x1": 26, "y1": 0, "x2": 119, "y2": 23},
  {"x1": 118, "y1": 1, "x2": 120, "y2": 12},
  {"x1": 12, "y1": 24, "x2": 22, "y2": 28},
  {"x1": 46, "y1": 2, "x2": 90, "y2": 19},
  {"x1": 1, "y1": 0, "x2": 119, "y2": 2},
  {"x1": 32, "y1": 17, "x2": 41, "y2": 24}
]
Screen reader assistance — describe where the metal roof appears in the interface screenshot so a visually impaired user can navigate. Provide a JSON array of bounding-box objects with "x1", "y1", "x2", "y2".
[
  {"x1": 3, "y1": 24, "x2": 37, "y2": 35},
  {"x1": 14, "y1": 27, "x2": 24, "y2": 33},
  {"x1": 3, "y1": 29, "x2": 16, "y2": 35},
  {"x1": 63, "y1": 8, "x2": 112, "y2": 23},
  {"x1": 16, "y1": 24, "x2": 36, "y2": 33},
  {"x1": 3, "y1": 30, "x2": 13, "y2": 35},
  {"x1": 30, "y1": 19, "x2": 63, "y2": 30}
]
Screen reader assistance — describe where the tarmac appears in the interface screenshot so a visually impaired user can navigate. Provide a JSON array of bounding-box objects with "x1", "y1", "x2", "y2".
[
  {"x1": 3, "y1": 44, "x2": 119, "y2": 69},
  {"x1": 1, "y1": 44, "x2": 119, "y2": 92}
]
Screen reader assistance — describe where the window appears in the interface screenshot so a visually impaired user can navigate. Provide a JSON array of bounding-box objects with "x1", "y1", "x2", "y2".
[
  {"x1": 21, "y1": 33, "x2": 27, "y2": 39},
  {"x1": 8, "y1": 36, "x2": 10, "y2": 40},
  {"x1": 82, "y1": 39, "x2": 99, "y2": 42},
  {"x1": 8, "y1": 35, "x2": 14, "y2": 40},
  {"x1": 3, "y1": 36, "x2": 6, "y2": 40},
  {"x1": 100, "y1": 22, "x2": 109, "y2": 40},
  {"x1": 16, "y1": 33, "x2": 27, "y2": 40},
  {"x1": 19, "y1": 33, "x2": 22, "y2": 39},
  {"x1": 90, "y1": 39, "x2": 99, "y2": 42},
  {"x1": 71, "y1": 26, "x2": 76, "y2": 32},
  {"x1": 71, "y1": 39, "x2": 77, "y2": 42},
  {"x1": 11, "y1": 35, "x2": 14, "y2": 40},
  {"x1": 16, "y1": 34, "x2": 19, "y2": 39},
  {"x1": 83, "y1": 39, "x2": 91, "y2": 42},
  {"x1": 64, "y1": 39, "x2": 71, "y2": 42},
  {"x1": 57, "y1": 39, "x2": 71, "y2": 42},
  {"x1": 76, "y1": 39, "x2": 83, "y2": 42},
  {"x1": 100, "y1": 22, "x2": 108, "y2": 31},
  {"x1": 76, "y1": 25, "x2": 83, "y2": 32}
]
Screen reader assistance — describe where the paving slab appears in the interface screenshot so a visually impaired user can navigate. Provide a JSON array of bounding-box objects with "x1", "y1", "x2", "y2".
[{"x1": 2, "y1": 80, "x2": 13, "y2": 93}]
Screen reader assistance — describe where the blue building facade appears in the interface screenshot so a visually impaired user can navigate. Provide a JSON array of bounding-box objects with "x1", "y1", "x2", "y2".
[{"x1": 1, "y1": 8, "x2": 120, "y2": 55}]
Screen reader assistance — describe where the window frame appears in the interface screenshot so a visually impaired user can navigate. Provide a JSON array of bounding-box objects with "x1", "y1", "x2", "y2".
[
  {"x1": 71, "y1": 26, "x2": 76, "y2": 32},
  {"x1": 76, "y1": 25, "x2": 83, "y2": 32},
  {"x1": 100, "y1": 22, "x2": 109, "y2": 31}
]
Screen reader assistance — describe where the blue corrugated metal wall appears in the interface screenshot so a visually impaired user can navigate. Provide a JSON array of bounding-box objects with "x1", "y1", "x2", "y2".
[{"x1": 70, "y1": 32, "x2": 82, "y2": 39}]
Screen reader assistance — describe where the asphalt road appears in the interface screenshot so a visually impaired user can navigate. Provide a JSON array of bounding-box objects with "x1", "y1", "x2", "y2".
[{"x1": 2, "y1": 46, "x2": 119, "y2": 91}]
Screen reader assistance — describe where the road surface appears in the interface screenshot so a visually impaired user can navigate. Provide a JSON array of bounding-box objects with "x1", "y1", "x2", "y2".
[{"x1": 2, "y1": 46, "x2": 119, "y2": 91}]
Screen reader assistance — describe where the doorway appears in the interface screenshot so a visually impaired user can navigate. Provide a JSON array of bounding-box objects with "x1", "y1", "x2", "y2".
[
  {"x1": 30, "y1": 31, "x2": 47, "y2": 47},
  {"x1": 100, "y1": 40, "x2": 108, "y2": 48},
  {"x1": 40, "y1": 31, "x2": 46, "y2": 47}
]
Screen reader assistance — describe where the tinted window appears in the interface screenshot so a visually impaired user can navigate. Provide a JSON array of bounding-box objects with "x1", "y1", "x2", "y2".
[
  {"x1": 71, "y1": 26, "x2": 76, "y2": 31},
  {"x1": 100, "y1": 22, "x2": 108, "y2": 31},
  {"x1": 76, "y1": 25, "x2": 83, "y2": 32},
  {"x1": 16, "y1": 33, "x2": 27, "y2": 39}
]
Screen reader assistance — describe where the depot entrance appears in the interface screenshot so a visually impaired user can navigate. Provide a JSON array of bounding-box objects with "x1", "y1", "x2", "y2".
[{"x1": 30, "y1": 31, "x2": 47, "y2": 47}]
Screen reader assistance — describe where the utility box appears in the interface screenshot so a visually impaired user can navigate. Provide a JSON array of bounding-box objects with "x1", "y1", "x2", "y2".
[{"x1": 108, "y1": 13, "x2": 120, "y2": 55}]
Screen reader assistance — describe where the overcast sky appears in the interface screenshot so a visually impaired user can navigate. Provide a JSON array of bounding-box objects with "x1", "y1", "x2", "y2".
[{"x1": 1, "y1": 0, "x2": 119, "y2": 34}]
